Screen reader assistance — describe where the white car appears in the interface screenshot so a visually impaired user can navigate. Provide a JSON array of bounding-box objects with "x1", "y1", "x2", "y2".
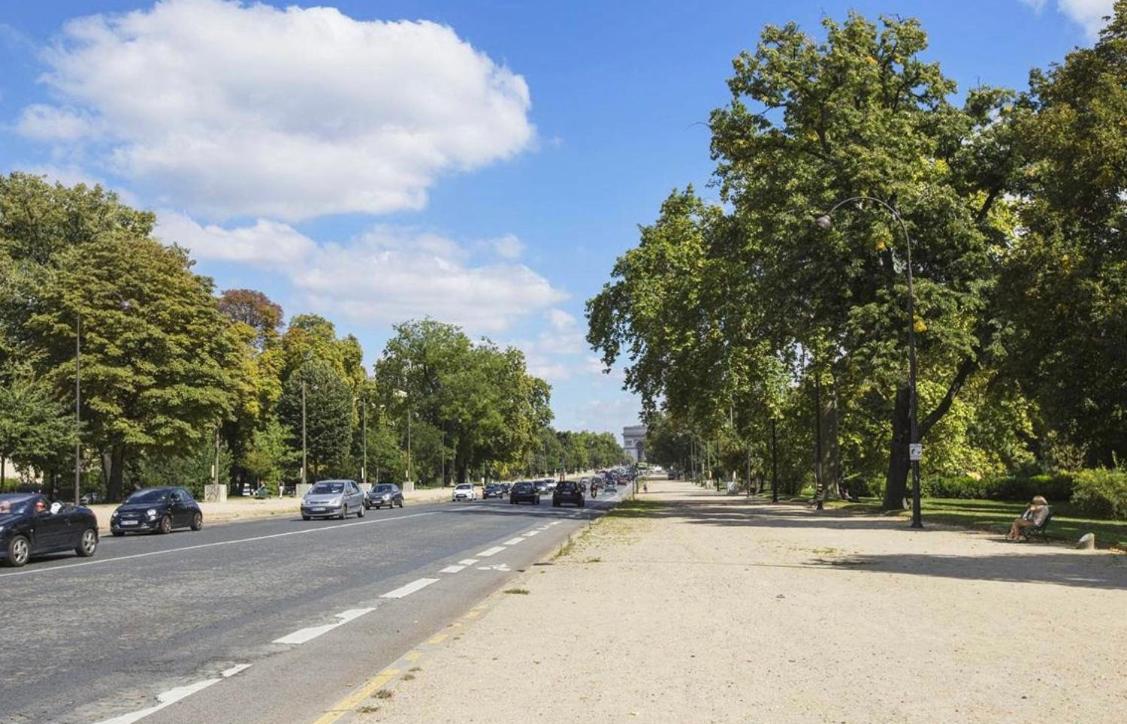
[{"x1": 452, "y1": 483, "x2": 476, "y2": 502}]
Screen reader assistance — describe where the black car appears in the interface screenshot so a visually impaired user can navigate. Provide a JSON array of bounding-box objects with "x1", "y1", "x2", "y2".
[
  {"x1": 510, "y1": 481, "x2": 541, "y2": 505},
  {"x1": 500, "y1": 483, "x2": 512, "y2": 495},
  {"x1": 0, "y1": 494, "x2": 99, "y2": 567},
  {"x1": 365, "y1": 483, "x2": 404, "y2": 510},
  {"x1": 552, "y1": 481, "x2": 585, "y2": 508},
  {"x1": 483, "y1": 484, "x2": 505, "y2": 499},
  {"x1": 111, "y1": 486, "x2": 203, "y2": 536}
]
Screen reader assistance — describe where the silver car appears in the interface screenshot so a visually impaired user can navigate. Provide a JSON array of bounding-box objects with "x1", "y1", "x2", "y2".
[{"x1": 301, "y1": 480, "x2": 365, "y2": 520}]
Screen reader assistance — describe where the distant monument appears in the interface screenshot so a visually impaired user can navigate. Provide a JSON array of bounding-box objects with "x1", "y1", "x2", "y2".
[{"x1": 623, "y1": 425, "x2": 647, "y2": 462}]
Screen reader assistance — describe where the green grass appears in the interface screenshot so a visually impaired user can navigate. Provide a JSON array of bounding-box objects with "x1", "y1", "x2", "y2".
[{"x1": 828, "y1": 496, "x2": 1127, "y2": 549}]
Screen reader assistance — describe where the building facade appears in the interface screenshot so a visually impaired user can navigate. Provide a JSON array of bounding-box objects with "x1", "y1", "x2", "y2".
[{"x1": 622, "y1": 425, "x2": 647, "y2": 463}]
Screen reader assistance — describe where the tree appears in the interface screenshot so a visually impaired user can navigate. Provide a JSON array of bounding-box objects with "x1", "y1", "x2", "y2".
[
  {"x1": 218, "y1": 289, "x2": 283, "y2": 351},
  {"x1": 277, "y1": 359, "x2": 353, "y2": 480},
  {"x1": 242, "y1": 417, "x2": 297, "y2": 494},
  {"x1": 0, "y1": 363, "x2": 73, "y2": 485},
  {"x1": 25, "y1": 233, "x2": 241, "y2": 501}
]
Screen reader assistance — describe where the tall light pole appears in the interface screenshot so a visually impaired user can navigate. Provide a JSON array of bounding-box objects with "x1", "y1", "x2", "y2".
[
  {"x1": 301, "y1": 375, "x2": 308, "y2": 487},
  {"x1": 361, "y1": 395, "x2": 368, "y2": 484},
  {"x1": 395, "y1": 389, "x2": 411, "y2": 483},
  {"x1": 816, "y1": 196, "x2": 922, "y2": 528},
  {"x1": 74, "y1": 313, "x2": 81, "y2": 505}
]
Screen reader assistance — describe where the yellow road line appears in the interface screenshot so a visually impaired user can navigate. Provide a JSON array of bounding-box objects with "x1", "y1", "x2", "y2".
[
  {"x1": 426, "y1": 633, "x2": 448, "y2": 645},
  {"x1": 404, "y1": 650, "x2": 422, "y2": 662},
  {"x1": 312, "y1": 668, "x2": 400, "y2": 724}
]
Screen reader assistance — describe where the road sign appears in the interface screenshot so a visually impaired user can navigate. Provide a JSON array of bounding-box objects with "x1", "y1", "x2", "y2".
[{"x1": 909, "y1": 443, "x2": 923, "y2": 461}]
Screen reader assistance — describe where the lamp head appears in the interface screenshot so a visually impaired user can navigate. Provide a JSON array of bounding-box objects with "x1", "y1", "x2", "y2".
[{"x1": 815, "y1": 214, "x2": 832, "y2": 230}]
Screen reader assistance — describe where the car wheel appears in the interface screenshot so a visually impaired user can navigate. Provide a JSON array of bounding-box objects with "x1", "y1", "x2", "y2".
[
  {"x1": 158, "y1": 515, "x2": 172, "y2": 534},
  {"x1": 340, "y1": 505, "x2": 349, "y2": 520},
  {"x1": 357, "y1": 505, "x2": 365, "y2": 518},
  {"x1": 190, "y1": 512, "x2": 203, "y2": 531},
  {"x1": 76, "y1": 528, "x2": 98, "y2": 557},
  {"x1": 111, "y1": 530, "x2": 125, "y2": 537},
  {"x1": 398, "y1": 499, "x2": 404, "y2": 508},
  {"x1": 4, "y1": 535, "x2": 30, "y2": 567},
  {"x1": 302, "y1": 514, "x2": 311, "y2": 521},
  {"x1": 364, "y1": 502, "x2": 371, "y2": 510}
]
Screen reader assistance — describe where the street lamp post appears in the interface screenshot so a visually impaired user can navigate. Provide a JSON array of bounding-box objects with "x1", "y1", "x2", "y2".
[
  {"x1": 301, "y1": 376, "x2": 307, "y2": 487},
  {"x1": 395, "y1": 389, "x2": 411, "y2": 483},
  {"x1": 361, "y1": 397, "x2": 368, "y2": 485},
  {"x1": 74, "y1": 313, "x2": 81, "y2": 505},
  {"x1": 816, "y1": 196, "x2": 922, "y2": 528}
]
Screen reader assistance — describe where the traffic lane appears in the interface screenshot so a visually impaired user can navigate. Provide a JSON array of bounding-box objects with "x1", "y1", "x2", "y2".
[
  {"x1": 140, "y1": 514, "x2": 586, "y2": 724},
  {"x1": 0, "y1": 503, "x2": 589, "y2": 724},
  {"x1": 0, "y1": 497, "x2": 455, "y2": 575}
]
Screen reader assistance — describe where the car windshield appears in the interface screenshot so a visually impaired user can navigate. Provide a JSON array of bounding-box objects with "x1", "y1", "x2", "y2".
[
  {"x1": 455, "y1": 484, "x2": 471, "y2": 490},
  {"x1": 514, "y1": 483, "x2": 531, "y2": 491},
  {"x1": 311, "y1": 483, "x2": 344, "y2": 494},
  {"x1": 126, "y1": 489, "x2": 170, "y2": 504},
  {"x1": 374, "y1": 485, "x2": 394, "y2": 493},
  {"x1": 0, "y1": 495, "x2": 33, "y2": 515},
  {"x1": 559, "y1": 483, "x2": 576, "y2": 491}
]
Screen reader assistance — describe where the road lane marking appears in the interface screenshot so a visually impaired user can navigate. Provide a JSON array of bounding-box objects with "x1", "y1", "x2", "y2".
[
  {"x1": 476, "y1": 563, "x2": 511, "y2": 572},
  {"x1": 313, "y1": 668, "x2": 400, "y2": 724},
  {"x1": 96, "y1": 664, "x2": 252, "y2": 724},
  {"x1": 549, "y1": 521, "x2": 562, "y2": 526},
  {"x1": 404, "y1": 650, "x2": 423, "y2": 662},
  {"x1": 426, "y1": 633, "x2": 448, "y2": 644},
  {"x1": 0, "y1": 511, "x2": 440, "y2": 579},
  {"x1": 503, "y1": 537, "x2": 524, "y2": 545},
  {"x1": 381, "y1": 577, "x2": 438, "y2": 599},
  {"x1": 458, "y1": 558, "x2": 479, "y2": 566},
  {"x1": 273, "y1": 608, "x2": 375, "y2": 645},
  {"x1": 221, "y1": 664, "x2": 251, "y2": 678},
  {"x1": 476, "y1": 546, "x2": 506, "y2": 557},
  {"x1": 439, "y1": 565, "x2": 465, "y2": 573},
  {"x1": 523, "y1": 531, "x2": 540, "y2": 537}
]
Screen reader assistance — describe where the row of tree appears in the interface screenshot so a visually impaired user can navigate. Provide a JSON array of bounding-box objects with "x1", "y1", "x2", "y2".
[
  {"x1": 588, "y1": 7, "x2": 1127, "y2": 507},
  {"x1": 0, "y1": 174, "x2": 625, "y2": 500}
]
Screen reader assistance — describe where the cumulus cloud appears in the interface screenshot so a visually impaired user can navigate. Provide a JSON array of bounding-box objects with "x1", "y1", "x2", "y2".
[
  {"x1": 489, "y1": 234, "x2": 525, "y2": 259},
  {"x1": 22, "y1": 0, "x2": 535, "y2": 221},
  {"x1": 1021, "y1": 0, "x2": 1114, "y2": 37},
  {"x1": 157, "y1": 214, "x2": 564, "y2": 332}
]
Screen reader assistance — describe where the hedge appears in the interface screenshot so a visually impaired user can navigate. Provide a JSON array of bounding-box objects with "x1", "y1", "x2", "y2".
[
  {"x1": 922, "y1": 473, "x2": 1074, "y2": 502},
  {"x1": 1070, "y1": 469, "x2": 1127, "y2": 520}
]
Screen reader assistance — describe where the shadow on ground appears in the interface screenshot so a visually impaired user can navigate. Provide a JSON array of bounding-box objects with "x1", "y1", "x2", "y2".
[{"x1": 616, "y1": 489, "x2": 1127, "y2": 591}]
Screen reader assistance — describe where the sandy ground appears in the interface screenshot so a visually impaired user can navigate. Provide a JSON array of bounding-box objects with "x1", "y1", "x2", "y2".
[
  {"x1": 85, "y1": 486, "x2": 456, "y2": 532},
  {"x1": 360, "y1": 478, "x2": 1127, "y2": 723}
]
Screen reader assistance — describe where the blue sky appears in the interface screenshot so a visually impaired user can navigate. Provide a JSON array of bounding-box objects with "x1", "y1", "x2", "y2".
[{"x1": 0, "y1": 0, "x2": 1110, "y2": 440}]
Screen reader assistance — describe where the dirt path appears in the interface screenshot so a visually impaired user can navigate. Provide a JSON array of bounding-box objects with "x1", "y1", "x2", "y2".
[{"x1": 358, "y1": 479, "x2": 1127, "y2": 723}]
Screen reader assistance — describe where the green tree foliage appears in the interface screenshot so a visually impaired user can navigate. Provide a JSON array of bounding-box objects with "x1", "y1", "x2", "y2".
[
  {"x1": 242, "y1": 417, "x2": 298, "y2": 493},
  {"x1": 0, "y1": 363, "x2": 73, "y2": 485},
  {"x1": 277, "y1": 359, "x2": 353, "y2": 480}
]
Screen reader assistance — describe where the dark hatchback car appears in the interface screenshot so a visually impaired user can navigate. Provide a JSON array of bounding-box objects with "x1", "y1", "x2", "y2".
[
  {"x1": 1, "y1": 494, "x2": 99, "y2": 567},
  {"x1": 509, "y1": 481, "x2": 541, "y2": 505},
  {"x1": 483, "y1": 484, "x2": 505, "y2": 499},
  {"x1": 364, "y1": 483, "x2": 404, "y2": 510},
  {"x1": 552, "y1": 481, "x2": 585, "y2": 508},
  {"x1": 111, "y1": 486, "x2": 203, "y2": 536}
]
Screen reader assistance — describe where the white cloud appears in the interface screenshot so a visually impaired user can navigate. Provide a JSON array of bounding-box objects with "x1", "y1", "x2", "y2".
[
  {"x1": 490, "y1": 233, "x2": 525, "y2": 259},
  {"x1": 159, "y1": 214, "x2": 565, "y2": 332},
  {"x1": 155, "y1": 212, "x2": 316, "y2": 267},
  {"x1": 24, "y1": 0, "x2": 535, "y2": 221},
  {"x1": 548, "y1": 308, "x2": 577, "y2": 331},
  {"x1": 1021, "y1": 0, "x2": 1114, "y2": 37}
]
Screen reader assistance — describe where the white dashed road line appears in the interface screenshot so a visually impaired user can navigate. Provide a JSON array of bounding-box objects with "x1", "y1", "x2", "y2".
[
  {"x1": 476, "y1": 546, "x2": 506, "y2": 557},
  {"x1": 439, "y1": 565, "x2": 465, "y2": 574},
  {"x1": 503, "y1": 537, "x2": 524, "y2": 546},
  {"x1": 273, "y1": 608, "x2": 375, "y2": 645},
  {"x1": 523, "y1": 531, "x2": 540, "y2": 538},
  {"x1": 381, "y1": 577, "x2": 439, "y2": 599},
  {"x1": 96, "y1": 664, "x2": 252, "y2": 724},
  {"x1": 458, "y1": 558, "x2": 479, "y2": 566}
]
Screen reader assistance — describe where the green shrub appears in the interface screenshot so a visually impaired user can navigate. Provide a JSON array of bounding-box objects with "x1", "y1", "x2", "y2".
[
  {"x1": 1070, "y1": 469, "x2": 1127, "y2": 520},
  {"x1": 924, "y1": 475, "x2": 988, "y2": 499},
  {"x1": 922, "y1": 473, "x2": 1073, "y2": 502}
]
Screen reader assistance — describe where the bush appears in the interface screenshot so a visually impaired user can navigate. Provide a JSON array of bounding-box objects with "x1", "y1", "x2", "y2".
[
  {"x1": 922, "y1": 473, "x2": 1073, "y2": 502},
  {"x1": 1070, "y1": 469, "x2": 1127, "y2": 520}
]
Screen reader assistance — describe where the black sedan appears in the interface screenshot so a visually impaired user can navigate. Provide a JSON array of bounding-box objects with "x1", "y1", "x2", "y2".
[
  {"x1": 364, "y1": 483, "x2": 404, "y2": 510},
  {"x1": 509, "y1": 481, "x2": 541, "y2": 505},
  {"x1": 1, "y1": 494, "x2": 99, "y2": 567},
  {"x1": 111, "y1": 486, "x2": 203, "y2": 536},
  {"x1": 483, "y1": 484, "x2": 505, "y2": 499},
  {"x1": 552, "y1": 481, "x2": 585, "y2": 508}
]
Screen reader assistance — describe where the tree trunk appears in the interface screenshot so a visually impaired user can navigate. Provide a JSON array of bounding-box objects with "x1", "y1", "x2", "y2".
[
  {"x1": 883, "y1": 384, "x2": 911, "y2": 510},
  {"x1": 105, "y1": 445, "x2": 127, "y2": 502}
]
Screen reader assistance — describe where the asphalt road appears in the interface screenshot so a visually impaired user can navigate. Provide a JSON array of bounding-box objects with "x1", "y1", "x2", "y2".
[{"x1": 0, "y1": 488, "x2": 630, "y2": 724}]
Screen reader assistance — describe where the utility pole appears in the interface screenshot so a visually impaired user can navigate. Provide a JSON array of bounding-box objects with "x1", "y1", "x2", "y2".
[
  {"x1": 361, "y1": 398, "x2": 367, "y2": 484},
  {"x1": 74, "y1": 313, "x2": 81, "y2": 505},
  {"x1": 301, "y1": 376, "x2": 307, "y2": 486},
  {"x1": 214, "y1": 426, "x2": 220, "y2": 487},
  {"x1": 771, "y1": 417, "x2": 779, "y2": 503}
]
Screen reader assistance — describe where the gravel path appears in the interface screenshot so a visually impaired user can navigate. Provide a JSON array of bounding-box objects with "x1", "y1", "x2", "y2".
[{"x1": 362, "y1": 479, "x2": 1127, "y2": 723}]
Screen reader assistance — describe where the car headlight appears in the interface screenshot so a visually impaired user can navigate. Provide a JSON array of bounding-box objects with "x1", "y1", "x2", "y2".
[
  {"x1": 381, "y1": 494, "x2": 390, "y2": 500},
  {"x1": 147, "y1": 509, "x2": 158, "y2": 518},
  {"x1": 111, "y1": 511, "x2": 119, "y2": 519},
  {"x1": 331, "y1": 497, "x2": 342, "y2": 506}
]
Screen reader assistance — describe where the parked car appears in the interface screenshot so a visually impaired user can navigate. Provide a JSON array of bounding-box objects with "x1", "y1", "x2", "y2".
[
  {"x1": 499, "y1": 483, "x2": 512, "y2": 495},
  {"x1": 509, "y1": 481, "x2": 540, "y2": 505},
  {"x1": 452, "y1": 483, "x2": 476, "y2": 502},
  {"x1": 301, "y1": 480, "x2": 365, "y2": 520},
  {"x1": 483, "y1": 484, "x2": 505, "y2": 499},
  {"x1": 552, "y1": 481, "x2": 585, "y2": 508},
  {"x1": 364, "y1": 483, "x2": 404, "y2": 510},
  {"x1": 111, "y1": 486, "x2": 203, "y2": 536},
  {"x1": 1, "y1": 494, "x2": 99, "y2": 567}
]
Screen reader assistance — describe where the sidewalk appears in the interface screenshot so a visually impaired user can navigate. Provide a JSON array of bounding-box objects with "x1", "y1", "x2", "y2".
[
  {"x1": 86, "y1": 486, "x2": 455, "y2": 533},
  {"x1": 356, "y1": 478, "x2": 1127, "y2": 723}
]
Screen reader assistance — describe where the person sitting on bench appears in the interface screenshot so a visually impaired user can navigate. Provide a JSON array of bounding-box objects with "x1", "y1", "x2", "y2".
[{"x1": 1006, "y1": 495, "x2": 1050, "y2": 541}]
